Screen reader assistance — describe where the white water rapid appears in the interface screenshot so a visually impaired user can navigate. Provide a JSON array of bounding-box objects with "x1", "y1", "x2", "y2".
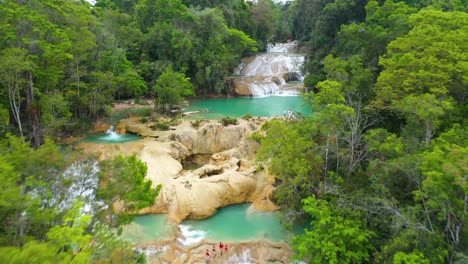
[
  {"x1": 232, "y1": 41, "x2": 305, "y2": 97},
  {"x1": 177, "y1": 224, "x2": 207, "y2": 246},
  {"x1": 105, "y1": 125, "x2": 121, "y2": 140}
]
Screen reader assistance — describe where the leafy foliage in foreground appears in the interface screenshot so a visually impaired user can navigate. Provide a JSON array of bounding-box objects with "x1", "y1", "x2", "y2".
[{"x1": 0, "y1": 135, "x2": 159, "y2": 262}]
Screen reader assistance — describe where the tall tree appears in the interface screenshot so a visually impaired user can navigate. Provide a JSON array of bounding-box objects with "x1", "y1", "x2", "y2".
[{"x1": 293, "y1": 196, "x2": 375, "y2": 263}]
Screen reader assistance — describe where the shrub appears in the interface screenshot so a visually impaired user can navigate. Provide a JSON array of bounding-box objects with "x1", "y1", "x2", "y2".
[
  {"x1": 249, "y1": 131, "x2": 264, "y2": 143},
  {"x1": 191, "y1": 120, "x2": 202, "y2": 128},
  {"x1": 220, "y1": 117, "x2": 238, "y2": 126},
  {"x1": 150, "y1": 122, "x2": 169, "y2": 131},
  {"x1": 243, "y1": 113, "x2": 253, "y2": 119},
  {"x1": 255, "y1": 164, "x2": 264, "y2": 173}
]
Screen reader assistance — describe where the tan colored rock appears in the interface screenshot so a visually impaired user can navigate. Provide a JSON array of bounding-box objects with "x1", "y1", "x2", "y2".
[
  {"x1": 175, "y1": 119, "x2": 260, "y2": 156},
  {"x1": 116, "y1": 117, "x2": 160, "y2": 137},
  {"x1": 141, "y1": 238, "x2": 293, "y2": 264},
  {"x1": 78, "y1": 118, "x2": 279, "y2": 223},
  {"x1": 92, "y1": 120, "x2": 111, "y2": 133},
  {"x1": 75, "y1": 140, "x2": 145, "y2": 161}
]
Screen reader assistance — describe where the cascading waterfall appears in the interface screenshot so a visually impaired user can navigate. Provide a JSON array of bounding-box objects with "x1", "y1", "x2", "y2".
[
  {"x1": 105, "y1": 125, "x2": 121, "y2": 140},
  {"x1": 177, "y1": 224, "x2": 207, "y2": 246},
  {"x1": 232, "y1": 41, "x2": 305, "y2": 97}
]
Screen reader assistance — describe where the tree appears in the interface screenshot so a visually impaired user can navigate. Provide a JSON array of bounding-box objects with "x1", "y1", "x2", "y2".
[
  {"x1": 89, "y1": 223, "x2": 141, "y2": 263},
  {"x1": 153, "y1": 67, "x2": 193, "y2": 112},
  {"x1": 258, "y1": 119, "x2": 323, "y2": 224},
  {"x1": 98, "y1": 155, "x2": 161, "y2": 226},
  {"x1": 306, "y1": 80, "x2": 353, "y2": 177},
  {"x1": 415, "y1": 125, "x2": 467, "y2": 263},
  {"x1": 394, "y1": 94, "x2": 453, "y2": 145},
  {"x1": 393, "y1": 251, "x2": 430, "y2": 264},
  {"x1": 334, "y1": 0, "x2": 417, "y2": 68},
  {"x1": 292, "y1": 196, "x2": 374, "y2": 263},
  {"x1": 375, "y1": 10, "x2": 468, "y2": 107},
  {"x1": 0, "y1": 48, "x2": 32, "y2": 138}
]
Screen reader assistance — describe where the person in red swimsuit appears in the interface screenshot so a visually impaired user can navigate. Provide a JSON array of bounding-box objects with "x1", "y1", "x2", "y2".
[
  {"x1": 225, "y1": 244, "x2": 228, "y2": 254},
  {"x1": 205, "y1": 249, "x2": 211, "y2": 264},
  {"x1": 219, "y1": 242, "x2": 224, "y2": 255},
  {"x1": 212, "y1": 245, "x2": 217, "y2": 258}
]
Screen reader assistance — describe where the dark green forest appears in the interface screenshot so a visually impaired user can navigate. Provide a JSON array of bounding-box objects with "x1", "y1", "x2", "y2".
[{"x1": 0, "y1": 0, "x2": 466, "y2": 263}]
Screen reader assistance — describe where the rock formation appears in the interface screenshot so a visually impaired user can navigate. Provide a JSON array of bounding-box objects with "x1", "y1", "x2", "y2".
[
  {"x1": 77, "y1": 117, "x2": 278, "y2": 223},
  {"x1": 140, "y1": 238, "x2": 293, "y2": 264}
]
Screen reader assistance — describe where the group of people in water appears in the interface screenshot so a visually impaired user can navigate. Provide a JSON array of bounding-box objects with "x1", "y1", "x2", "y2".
[{"x1": 205, "y1": 242, "x2": 228, "y2": 263}]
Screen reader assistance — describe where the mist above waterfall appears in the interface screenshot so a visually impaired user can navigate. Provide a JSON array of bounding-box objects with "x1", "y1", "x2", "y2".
[{"x1": 232, "y1": 42, "x2": 305, "y2": 97}]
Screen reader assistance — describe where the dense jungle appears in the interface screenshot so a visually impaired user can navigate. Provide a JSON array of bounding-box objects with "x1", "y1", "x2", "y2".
[{"x1": 0, "y1": 0, "x2": 466, "y2": 263}]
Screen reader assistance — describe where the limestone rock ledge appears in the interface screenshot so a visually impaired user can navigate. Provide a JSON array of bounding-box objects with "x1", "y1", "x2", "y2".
[
  {"x1": 140, "y1": 238, "x2": 293, "y2": 264},
  {"x1": 92, "y1": 120, "x2": 111, "y2": 133},
  {"x1": 115, "y1": 117, "x2": 161, "y2": 137},
  {"x1": 77, "y1": 118, "x2": 278, "y2": 222}
]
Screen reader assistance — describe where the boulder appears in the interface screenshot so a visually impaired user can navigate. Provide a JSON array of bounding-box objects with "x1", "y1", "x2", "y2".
[{"x1": 175, "y1": 119, "x2": 261, "y2": 156}]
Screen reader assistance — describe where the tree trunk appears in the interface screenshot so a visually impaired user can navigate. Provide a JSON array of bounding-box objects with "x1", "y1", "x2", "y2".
[
  {"x1": 8, "y1": 71, "x2": 24, "y2": 138},
  {"x1": 324, "y1": 134, "x2": 329, "y2": 180},
  {"x1": 425, "y1": 120, "x2": 433, "y2": 146},
  {"x1": 26, "y1": 71, "x2": 41, "y2": 148}
]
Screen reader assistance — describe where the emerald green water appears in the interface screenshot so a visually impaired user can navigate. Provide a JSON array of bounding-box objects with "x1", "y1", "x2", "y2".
[
  {"x1": 184, "y1": 96, "x2": 311, "y2": 120},
  {"x1": 122, "y1": 214, "x2": 175, "y2": 243},
  {"x1": 124, "y1": 204, "x2": 289, "y2": 245},
  {"x1": 180, "y1": 204, "x2": 288, "y2": 244}
]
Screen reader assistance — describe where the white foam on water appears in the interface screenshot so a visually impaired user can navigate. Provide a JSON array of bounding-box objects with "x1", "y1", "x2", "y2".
[
  {"x1": 177, "y1": 224, "x2": 207, "y2": 246},
  {"x1": 233, "y1": 42, "x2": 305, "y2": 97},
  {"x1": 267, "y1": 41, "x2": 299, "y2": 53},
  {"x1": 105, "y1": 126, "x2": 122, "y2": 140},
  {"x1": 236, "y1": 54, "x2": 304, "y2": 77},
  {"x1": 248, "y1": 82, "x2": 280, "y2": 97},
  {"x1": 226, "y1": 249, "x2": 254, "y2": 264}
]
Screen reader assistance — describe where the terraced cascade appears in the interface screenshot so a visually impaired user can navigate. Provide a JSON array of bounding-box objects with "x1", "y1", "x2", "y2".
[{"x1": 229, "y1": 41, "x2": 306, "y2": 97}]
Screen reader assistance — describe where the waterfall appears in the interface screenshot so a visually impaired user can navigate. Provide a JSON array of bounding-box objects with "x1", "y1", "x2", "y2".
[
  {"x1": 232, "y1": 41, "x2": 305, "y2": 97},
  {"x1": 177, "y1": 224, "x2": 207, "y2": 246},
  {"x1": 105, "y1": 125, "x2": 121, "y2": 140}
]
